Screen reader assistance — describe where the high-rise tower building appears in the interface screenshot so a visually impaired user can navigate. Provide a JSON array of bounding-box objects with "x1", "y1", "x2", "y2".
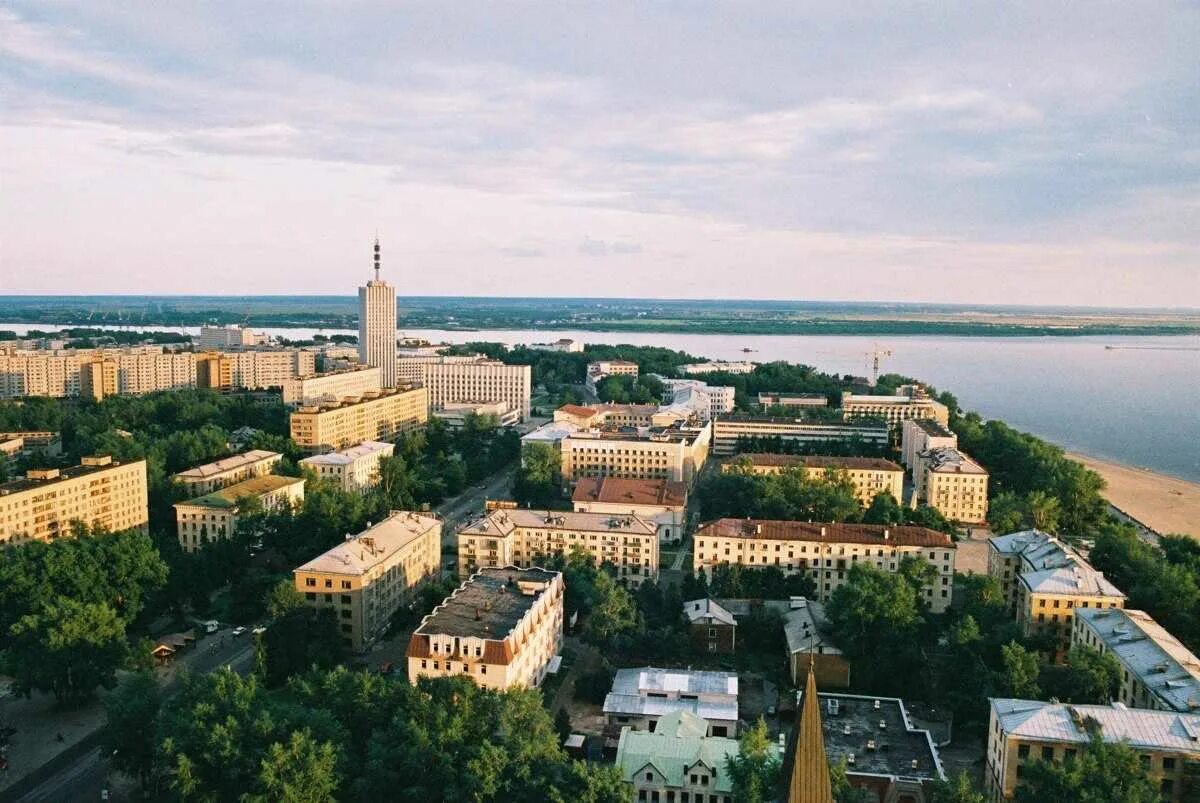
[{"x1": 358, "y1": 238, "x2": 397, "y2": 388}]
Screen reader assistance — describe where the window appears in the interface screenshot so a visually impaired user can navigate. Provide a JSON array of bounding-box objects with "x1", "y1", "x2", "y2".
[
  {"x1": 1163, "y1": 757, "x2": 1176, "y2": 770},
  {"x1": 324, "y1": 579, "x2": 333, "y2": 588},
  {"x1": 1018, "y1": 744, "x2": 1030, "y2": 759},
  {"x1": 646, "y1": 772, "x2": 653, "y2": 782},
  {"x1": 1042, "y1": 746, "x2": 1054, "y2": 761},
  {"x1": 305, "y1": 577, "x2": 316, "y2": 587},
  {"x1": 1162, "y1": 779, "x2": 1175, "y2": 795},
  {"x1": 340, "y1": 595, "x2": 352, "y2": 605},
  {"x1": 341, "y1": 580, "x2": 351, "y2": 589}
]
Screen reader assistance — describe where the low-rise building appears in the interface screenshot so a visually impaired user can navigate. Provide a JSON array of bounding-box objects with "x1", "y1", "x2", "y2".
[
  {"x1": 571, "y1": 477, "x2": 687, "y2": 543},
  {"x1": 784, "y1": 597, "x2": 849, "y2": 689},
  {"x1": 758, "y1": 392, "x2": 829, "y2": 410},
  {"x1": 458, "y1": 508, "x2": 659, "y2": 586},
  {"x1": 683, "y1": 598, "x2": 739, "y2": 654},
  {"x1": 678, "y1": 361, "x2": 756, "y2": 375},
  {"x1": 289, "y1": 385, "x2": 429, "y2": 452},
  {"x1": 528, "y1": 338, "x2": 584, "y2": 353},
  {"x1": 585, "y1": 359, "x2": 639, "y2": 394},
  {"x1": 694, "y1": 519, "x2": 956, "y2": 614},
  {"x1": 406, "y1": 566, "x2": 563, "y2": 690},
  {"x1": 615, "y1": 711, "x2": 738, "y2": 803},
  {"x1": 0, "y1": 431, "x2": 62, "y2": 466},
  {"x1": 988, "y1": 530, "x2": 1126, "y2": 663},
  {"x1": 432, "y1": 400, "x2": 520, "y2": 429},
  {"x1": 0, "y1": 456, "x2": 148, "y2": 547},
  {"x1": 171, "y1": 450, "x2": 282, "y2": 496},
  {"x1": 913, "y1": 446, "x2": 989, "y2": 524},
  {"x1": 560, "y1": 421, "x2": 711, "y2": 487},
  {"x1": 987, "y1": 699, "x2": 1200, "y2": 801},
  {"x1": 294, "y1": 511, "x2": 441, "y2": 652},
  {"x1": 299, "y1": 440, "x2": 394, "y2": 494},
  {"x1": 900, "y1": 418, "x2": 958, "y2": 469},
  {"x1": 280, "y1": 365, "x2": 381, "y2": 406},
  {"x1": 841, "y1": 384, "x2": 949, "y2": 429},
  {"x1": 711, "y1": 415, "x2": 889, "y2": 457},
  {"x1": 721, "y1": 453, "x2": 904, "y2": 506},
  {"x1": 1072, "y1": 608, "x2": 1200, "y2": 713},
  {"x1": 814, "y1": 692, "x2": 946, "y2": 802},
  {"x1": 604, "y1": 667, "x2": 739, "y2": 737},
  {"x1": 659, "y1": 378, "x2": 736, "y2": 422},
  {"x1": 174, "y1": 474, "x2": 305, "y2": 553}
]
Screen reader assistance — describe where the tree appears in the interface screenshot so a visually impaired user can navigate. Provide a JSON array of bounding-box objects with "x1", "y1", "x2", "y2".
[
  {"x1": 554, "y1": 708, "x2": 573, "y2": 742},
  {"x1": 249, "y1": 729, "x2": 341, "y2": 803},
  {"x1": 830, "y1": 758, "x2": 874, "y2": 802},
  {"x1": 987, "y1": 492, "x2": 1026, "y2": 534},
  {"x1": 8, "y1": 598, "x2": 129, "y2": 705},
  {"x1": 726, "y1": 718, "x2": 780, "y2": 803},
  {"x1": 260, "y1": 607, "x2": 344, "y2": 687},
  {"x1": 862, "y1": 491, "x2": 903, "y2": 525},
  {"x1": 104, "y1": 671, "x2": 162, "y2": 793},
  {"x1": 265, "y1": 578, "x2": 305, "y2": 617},
  {"x1": 1014, "y1": 733, "x2": 1160, "y2": 803},
  {"x1": 1025, "y1": 490, "x2": 1062, "y2": 533},
  {"x1": 928, "y1": 771, "x2": 986, "y2": 803},
  {"x1": 583, "y1": 572, "x2": 641, "y2": 647},
  {"x1": 827, "y1": 564, "x2": 925, "y2": 693},
  {"x1": 1058, "y1": 646, "x2": 1121, "y2": 704},
  {"x1": 999, "y1": 641, "x2": 1041, "y2": 699},
  {"x1": 513, "y1": 442, "x2": 562, "y2": 508}
]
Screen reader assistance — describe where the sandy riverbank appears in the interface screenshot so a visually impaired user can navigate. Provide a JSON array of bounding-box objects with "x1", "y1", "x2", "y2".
[{"x1": 1069, "y1": 453, "x2": 1200, "y2": 538}]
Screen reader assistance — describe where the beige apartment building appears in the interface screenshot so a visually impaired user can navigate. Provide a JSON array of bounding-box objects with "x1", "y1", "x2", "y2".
[
  {"x1": 987, "y1": 699, "x2": 1200, "y2": 801},
  {"x1": 294, "y1": 511, "x2": 441, "y2": 651},
  {"x1": 195, "y1": 349, "x2": 316, "y2": 392},
  {"x1": 571, "y1": 477, "x2": 687, "y2": 543},
  {"x1": 171, "y1": 450, "x2": 283, "y2": 496},
  {"x1": 299, "y1": 440, "x2": 394, "y2": 493},
  {"x1": 757, "y1": 392, "x2": 828, "y2": 409},
  {"x1": 914, "y1": 447, "x2": 989, "y2": 524},
  {"x1": 0, "y1": 347, "x2": 194, "y2": 400},
  {"x1": 280, "y1": 365, "x2": 381, "y2": 406},
  {"x1": 720, "y1": 453, "x2": 904, "y2": 506},
  {"x1": 710, "y1": 415, "x2": 890, "y2": 457},
  {"x1": 841, "y1": 385, "x2": 950, "y2": 428},
  {"x1": 988, "y1": 530, "x2": 1126, "y2": 663},
  {"x1": 458, "y1": 508, "x2": 660, "y2": 585},
  {"x1": 395, "y1": 353, "x2": 482, "y2": 382},
  {"x1": 679, "y1": 361, "x2": 756, "y2": 375},
  {"x1": 0, "y1": 456, "x2": 148, "y2": 547},
  {"x1": 407, "y1": 566, "x2": 564, "y2": 690},
  {"x1": 174, "y1": 474, "x2": 305, "y2": 553},
  {"x1": 1072, "y1": 608, "x2": 1200, "y2": 713},
  {"x1": 289, "y1": 385, "x2": 429, "y2": 452},
  {"x1": 693, "y1": 519, "x2": 957, "y2": 614},
  {"x1": 417, "y1": 359, "x2": 532, "y2": 421},
  {"x1": 560, "y1": 423, "x2": 711, "y2": 486},
  {"x1": 900, "y1": 418, "x2": 958, "y2": 468},
  {"x1": 197, "y1": 325, "x2": 266, "y2": 350}
]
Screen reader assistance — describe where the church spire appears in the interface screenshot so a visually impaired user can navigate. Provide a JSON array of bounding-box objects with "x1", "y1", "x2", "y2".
[
  {"x1": 373, "y1": 235, "x2": 381, "y2": 281},
  {"x1": 788, "y1": 662, "x2": 834, "y2": 803}
]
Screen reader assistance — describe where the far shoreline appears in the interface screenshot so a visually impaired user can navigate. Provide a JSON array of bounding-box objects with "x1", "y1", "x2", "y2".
[{"x1": 1068, "y1": 451, "x2": 1200, "y2": 539}]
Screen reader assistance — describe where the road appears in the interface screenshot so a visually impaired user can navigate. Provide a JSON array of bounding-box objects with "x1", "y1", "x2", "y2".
[
  {"x1": 6, "y1": 630, "x2": 256, "y2": 803},
  {"x1": 436, "y1": 467, "x2": 516, "y2": 550}
]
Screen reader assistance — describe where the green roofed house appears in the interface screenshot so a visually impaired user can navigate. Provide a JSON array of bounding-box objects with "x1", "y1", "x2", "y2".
[
  {"x1": 174, "y1": 474, "x2": 305, "y2": 553},
  {"x1": 615, "y1": 710, "x2": 738, "y2": 803}
]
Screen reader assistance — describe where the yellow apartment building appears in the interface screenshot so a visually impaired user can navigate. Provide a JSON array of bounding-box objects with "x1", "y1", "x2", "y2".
[
  {"x1": 174, "y1": 474, "x2": 305, "y2": 553},
  {"x1": 458, "y1": 508, "x2": 660, "y2": 585},
  {"x1": 171, "y1": 450, "x2": 283, "y2": 496},
  {"x1": 407, "y1": 566, "x2": 564, "y2": 690},
  {"x1": 0, "y1": 456, "x2": 148, "y2": 547},
  {"x1": 280, "y1": 365, "x2": 381, "y2": 406},
  {"x1": 720, "y1": 453, "x2": 905, "y2": 506},
  {"x1": 289, "y1": 385, "x2": 428, "y2": 452},
  {"x1": 914, "y1": 447, "x2": 989, "y2": 524},
  {"x1": 294, "y1": 511, "x2": 442, "y2": 652},
  {"x1": 841, "y1": 385, "x2": 949, "y2": 428},
  {"x1": 693, "y1": 518, "x2": 957, "y2": 614}
]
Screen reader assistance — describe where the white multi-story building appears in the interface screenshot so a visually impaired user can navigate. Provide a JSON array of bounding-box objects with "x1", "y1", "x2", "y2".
[
  {"x1": 358, "y1": 238, "x2": 397, "y2": 388},
  {"x1": 571, "y1": 477, "x2": 687, "y2": 543},
  {"x1": 395, "y1": 354, "x2": 484, "y2": 383},
  {"x1": 913, "y1": 446, "x2": 989, "y2": 524},
  {"x1": 842, "y1": 385, "x2": 949, "y2": 429},
  {"x1": 299, "y1": 440, "x2": 395, "y2": 493},
  {"x1": 0, "y1": 347, "x2": 195, "y2": 400},
  {"x1": 528, "y1": 338, "x2": 584, "y2": 353},
  {"x1": 678, "y1": 361, "x2": 756, "y2": 375},
  {"x1": 585, "y1": 359, "x2": 639, "y2": 393},
  {"x1": 171, "y1": 450, "x2": 282, "y2": 496},
  {"x1": 418, "y1": 358, "x2": 532, "y2": 421},
  {"x1": 196, "y1": 325, "x2": 266, "y2": 350},
  {"x1": 174, "y1": 474, "x2": 305, "y2": 553},
  {"x1": 195, "y1": 349, "x2": 317, "y2": 391},
  {"x1": 710, "y1": 415, "x2": 890, "y2": 456},
  {"x1": 280, "y1": 365, "x2": 381, "y2": 406},
  {"x1": 659, "y1": 378, "x2": 736, "y2": 422},
  {"x1": 900, "y1": 418, "x2": 958, "y2": 469}
]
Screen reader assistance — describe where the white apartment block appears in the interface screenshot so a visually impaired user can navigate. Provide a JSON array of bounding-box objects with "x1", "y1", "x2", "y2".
[
  {"x1": 220, "y1": 350, "x2": 317, "y2": 390},
  {"x1": 295, "y1": 511, "x2": 442, "y2": 652},
  {"x1": 841, "y1": 385, "x2": 949, "y2": 428},
  {"x1": 407, "y1": 567, "x2": 564, "y2": 690},
  {"x1": 659, "y1": 378, "x2": 736, "y2": 422},
  {"x1": 528, "y1": 338, "x2": 584, "y2": 352},
  {"x1": 395, "y1": 354, "x2": 483, "y2": 382},
  {"x1": 0, "y1": 456, "x2": 149, "y2": 547},
  {"x1": 299, "y1": 440, "x2": 395, "y2": 493},
  {"x1": 694, "y1": 519, "x2": 957, "y2": 614},
  {"x1": 196, "y1": 325, "x2": 266, "y2": 349},
  {"x1": 358, "y1": 240, "x2": 398, "y2": 388},
  {"x1": 561, "y1": 422, "x2": 712, "y2": 486},
  {"x1": 710, "y1": 415, "x2": 890, "y2": 457},
  {"x1": 418, "y1": 359, "x2": 532, "y2": 420},
  {"x1": 174, "y1": 474, "x2": 305, "y2": 553},
  {"x1": 900, "y1": 418, "x2": 958, "y2": 469},
  {"x1": 289, "y1": 386, "x2": 429, "y2": 452},
  {"x1": 280, "y1": 365, "x2": 381, "y2": 406},
  {"x1": 1072, "y1": 608, "x2": 1200, "y2": 713},
  {"x1": 678, "y1": 361, "x2": 756, "y2": 375},
  {"x1": 585, "y1": 359, "x2": 639, "y2": 393},
  {"x1": 458, "y1": 508, "x2": 660, "y2": 586},
  {"x1": 0, "y1": 347, "x2": 195, "y2": 399},
  {"x1": 571, "y1": 477, "x2": 687, "y2": 543},
  {"x1": 171, "y1": 450, "x2": 283, "y2": 496}
]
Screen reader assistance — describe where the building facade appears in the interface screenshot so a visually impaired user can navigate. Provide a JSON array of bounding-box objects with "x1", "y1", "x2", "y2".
[
  {"x1": 615, "y1": 711, "x2": 738, "y2": 803},
  {"x1": 195, "y1": 349, "x2": 317, "y2": 391},
  {"x1": 900, "y1": 418, "x2": 958, "y2": 469},
  {"x1": 721, "y1": 453, "x2": 905, "y2": 506},
  {"x1": 571, "y1": 477, "x2": 687, "y2": 543},
  {"x1": 358, "y1": 239, "x2": 398, "y2": 388},
  {"x1": 432, "y1": 401, "x2": 520, "y2": 429},
  {"x1": 0, "y1": 347, "x2": 195, "y2": 399},
  {"x1": 299, "y1": 440, "x2": 395, "y2": 493},
  {"x1": 683, "y1": 598, "x2": 739, "y2": 654},
  {"x1": 289, "y1": 385, "x2": 429, "y2": 452},
  {"x1": 1072, "y1": 608, "x2": 1200, "y2": 713},
  {"x1": 604, "y1": 667, "x2": 739, "y2": 737},
  {"x1": 659, "y1": 378, "x2": 736, "y2": 422},
  {"x1": 758, "y1": 392, "x2": 829, "y2": 409},
  {"x1": 987, "y1": 698, "x2": 1200, "y2": 801},
  {"x1": 694, "y1": 519, "x2": 956, "y2": 614},
  {"x1": 528, "y1": 338, "x2": 584, "y2": 352},
  {"x1": 0, "y1": 456, "x2": 148, "y2": 547},
  {"x1": 678, "y1": 361, "x2": 756, "y2": 375},
  {"x1": 458, "y1": 508, "x2": 660, "y2": 586},
  {"x1": 406, "y1": 566, "x2": 564, "y2": 690},
  {"x1": 419, "y1": 359, "x2": 532, "y2": 420},
  {"x1": 280, "y1": 365, "x2": 381, "y2": 406},
  {"x1": 841, "y1": 385, "x2": 949, "y2": 428},
  {"x1": 294, "y1": 511, "x2": 441, "y2": 652},
  {"x1": 174, "y1": 474, "x2": 305, "y2": 553},
  {"x1": 560, "y1": 423, "x2": 711, "y2": 487},
  {"x1": 197, "y1": 325, "x2": 265, "y2": 349},
  {"x1": 710, "y1": 415, "x2": 890, "y2": 457},
  {"x1": 171, "y1": 450, "x2": 283, "y2": 496},
  {"x1": 913, "y1": 447, "x2": 989, "y2": 524}
]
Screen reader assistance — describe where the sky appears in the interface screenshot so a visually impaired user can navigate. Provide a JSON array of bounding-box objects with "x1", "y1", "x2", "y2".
[{"x1": 1, "y1": 3, "x2": 1198, "y2": 306}]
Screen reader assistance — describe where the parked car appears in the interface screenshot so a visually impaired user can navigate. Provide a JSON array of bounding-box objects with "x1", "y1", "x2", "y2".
[
  {"x1": 231, "y1": 626, "x2": 247, "y2": 637},
  {"x1": 252, "y1": 626, "x2": 267, "y2": 635}
]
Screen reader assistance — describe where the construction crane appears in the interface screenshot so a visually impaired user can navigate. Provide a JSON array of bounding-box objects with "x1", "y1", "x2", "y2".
[{"x1": 866, "y1": 345, "x2": 892, "y2": 386}]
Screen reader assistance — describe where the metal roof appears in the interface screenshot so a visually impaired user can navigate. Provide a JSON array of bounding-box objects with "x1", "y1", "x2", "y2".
[
  {"x1": 992, "y1": 698, "x2": 1200, "y2": 753},
  {"x1": 173, "y1": 450, "x2": 280, "y2": 480},
  {"x1": 294, "y1": 511, "x2": 440, "y2": 576},
  {"x1": 1076, "y1": 608, "x2": 1200, "y2": 712},
  {"x1": 299, "y1": 440, "x2": 393, "y2": 466},
  {"x1": 683, "y1": 599, "x2": 737, "y2": 627}
]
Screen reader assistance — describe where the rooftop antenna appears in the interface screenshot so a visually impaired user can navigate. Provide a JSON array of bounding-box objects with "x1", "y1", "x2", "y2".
[{"x1": 373, "y1": 234, "x2": 381, "y2": 281}]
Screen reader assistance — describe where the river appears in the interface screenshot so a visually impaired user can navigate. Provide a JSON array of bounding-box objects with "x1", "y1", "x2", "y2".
[{"x1": 4, "y1": 323, "x2": 1198, "y2": 482}]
